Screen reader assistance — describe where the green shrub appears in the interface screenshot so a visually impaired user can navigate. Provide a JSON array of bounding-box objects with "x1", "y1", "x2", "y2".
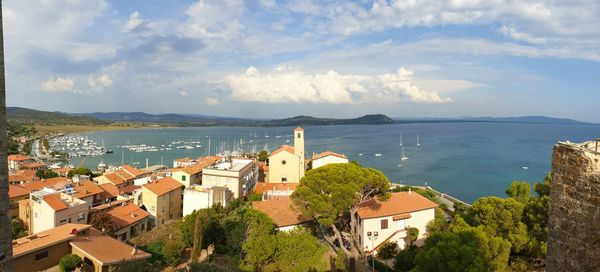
[
  {"x1": 377, "y1": 242, "x2": 398, "y2": 260},
  {"x1": 59, "y1": 254, "x2": 82, "y2": 272}
]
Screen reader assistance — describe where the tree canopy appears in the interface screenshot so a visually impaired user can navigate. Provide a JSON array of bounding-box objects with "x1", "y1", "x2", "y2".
[
  {"x1": 291, "y1": 162, "x2": 390, "y2": 255},
  {"x1": 416, "y1": 218, "x2": 511, "y2": 272}
]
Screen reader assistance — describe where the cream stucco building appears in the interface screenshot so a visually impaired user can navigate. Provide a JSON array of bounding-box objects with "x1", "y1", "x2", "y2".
[
  {"x1": 354, "y1": 191, "x2": 438, "y2": 254},
  {"x1": 139, "y1": 177, "x2": 183, "y2": 228},
  {"x1": 268, "y1": 127, "x2": 305, "y2": 183},
  {"x1": 24, "y1": 189, "x2": 90, "y2": 234},
  {"x1": 311, "y1": 151, "x2": 349, "y2": 169},
  {"x1": 202, "y1": 158, "x2": 258, "y2": 198}
]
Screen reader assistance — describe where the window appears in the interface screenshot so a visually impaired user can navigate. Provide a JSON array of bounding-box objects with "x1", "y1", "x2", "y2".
[
  {"x1": 151, "y1": 205, "x2": 156, "y2": 212},
  {"x1": 281, "y1": 160, "x2": 286, "y2": 165},
  {"x1": 281, "y1": 175, "x2": 287, "y2": 183},
  {"x1": 121, "y1": 233, "x2": 127, "y2": 241},
  {"x1": 34, "y1": 251, "x2": 48, "y2": 261},
  {"x1": 359, "y1": 235, "x2": 362, "y2": 244},
  {"x1": 59, "y1": 219, "x2": 67, "y2": 224},
  {"x1": 297, "y1": 133, "x2": 301, "y2": 138},
  {"x1": 182, "y1": 175, "x2": 186, "y2": 181},
  {"x1": 381, "y1": 219, "x2": 388, "y2": 229},
  {"x1": 141, "y1": 223, "x2": 145, "y2": 231},
  {"x1": 77, "y1": 213, "x2": 86, "y2": 222}
]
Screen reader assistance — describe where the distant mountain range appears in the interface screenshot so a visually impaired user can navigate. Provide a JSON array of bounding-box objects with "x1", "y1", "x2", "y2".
[{"x1": 6, "y1": 107, "x2": 592, "y2": 127}]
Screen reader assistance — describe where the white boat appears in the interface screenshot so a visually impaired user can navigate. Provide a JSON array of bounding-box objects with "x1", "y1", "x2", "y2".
[
  {"x1": 374, "y1": 153, "x2": 382, "y2": 157},
  {"x1": 522, "y1": 166, "x2": 529, "y2": 170},
  {"x1": 400, "y1": 133, "x2": 403, "y2": 147},
  {"x1": 358, "y1": 153, "x2": 363, "y2": 156},
  {"x1": 417, "y1": 133, "x2": 421, "y2": 147},
  {"x1": 401, "y1": 146, "x2": 408, "y2": 161}
]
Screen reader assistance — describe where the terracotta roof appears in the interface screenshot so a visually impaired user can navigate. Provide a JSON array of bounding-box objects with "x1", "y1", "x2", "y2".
[
  {"x1": 173, "y1": 156, "x2": 220, "y2": 175},
  {"x1": 70, "y1": 228, "x2": 151, "y2": 266},
  {"x1": 116, "y1": 169, "x2": 135, "y2": 180},
  {"x1": 143, "y1": 177, "x2": 183, "y2": 196},
  {"x1": 122, "y1": 165, "x2": 149, "y2": 177},
  {"x1": 271, "y1": 145, "x2": 295, "y2": 156},
  {"x1": 254, "y1": 182, "x2": 298, "y2": 194},
  {"x1": 120, "y1": 184, "x2": 141, "y2": 194},
  {"x1": 9, "y1": 185, "x2": 30, "y2": 198},
  {"x1": 294, "y1": 127, "x2": 304, "y2": 131},
  {"x1": 174, "y1": 164, "x2": 204, "y2": 175},
  {"x1": 9, "y1": 170, "x2": 39, "y2": 183},
  {"x1": 174, "y1": 157, "x2": 194, "y2": 163},
  {"x1": 12, "y1": 223, "x2": 91, "y2": 258},
  {"x1": 21, "y1": 177, "x2": 69, "y2": 191},
  {"x1": 103, "y1": 172, "x2": 127, "y2": 186},
  {"x1": 91, "y1": 199, "x2": 131, "y2": 212},
  {"x1": 20, "y1": 162, "x2": 46, "y2": 169},
  {"x1": 106, "y1": 203, "x2": 150, "y2": 229},
  {"x1": 356, "y1": 192, "x2": 438, "y2": 219},
  {"x1": 8, "y1": 154, "x2": 31, "y2": 161},
  {"x1": 312, "y1": 151, "x2": 347, "y2": 160},
  {"x1": 72, "y1": 181, "x2": 105, "y2": 199},
  {"x1": 252, "y1": 198, "x2": 312, "y2": 227},
  {"x1": 42, "y1": 194, "x2": 69, "y2": 211},
  {"x1": 52, "y1": 167, "x2": 73, "y2": 175},
  {"x1": 99, "y1": 183, "x2": 120, "y2": 199}
]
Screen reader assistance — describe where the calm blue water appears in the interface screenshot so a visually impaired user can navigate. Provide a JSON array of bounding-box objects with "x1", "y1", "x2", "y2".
[{"x1": 69, "y1": 122, "x2": 600, "y2": 203}]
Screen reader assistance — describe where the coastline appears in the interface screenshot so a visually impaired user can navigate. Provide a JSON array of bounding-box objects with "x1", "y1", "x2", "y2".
[{"x1": 34, "y1": 124, "x2": 168, "y2": 135}]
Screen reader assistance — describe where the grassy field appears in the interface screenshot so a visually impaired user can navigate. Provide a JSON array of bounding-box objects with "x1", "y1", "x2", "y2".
[{"x1": 35, "y1": 124, "x2": 147, "y2": 134}]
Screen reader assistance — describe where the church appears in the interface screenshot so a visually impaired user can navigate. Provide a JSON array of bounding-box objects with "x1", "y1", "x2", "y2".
[{"x1": 267, "y1": 127, "x2": 305, "y2": 183}]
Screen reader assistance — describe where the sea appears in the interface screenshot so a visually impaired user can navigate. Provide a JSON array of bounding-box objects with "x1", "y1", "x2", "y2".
[{"x1": 68, "y1": 122, "x2": 600, "y2": 203}]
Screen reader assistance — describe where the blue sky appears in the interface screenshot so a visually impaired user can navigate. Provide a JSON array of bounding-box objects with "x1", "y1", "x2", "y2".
[{"x1": 4, "y1": 0, "x2": 600, "y2": 122}]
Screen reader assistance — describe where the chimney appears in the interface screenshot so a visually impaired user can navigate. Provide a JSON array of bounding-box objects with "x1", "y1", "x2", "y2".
[
  {"x1": 408, "y1": 187, "x2": 412, "y2": 195},
  {"x1": 131, "y1": 212, "x2": 136, "y2": 218},
  {"x1": 131, "y1": 245, "x2": 138, "y2": 256}
]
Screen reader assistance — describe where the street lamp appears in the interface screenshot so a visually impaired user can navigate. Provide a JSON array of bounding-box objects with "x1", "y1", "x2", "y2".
[{"x1": 367, "y1": 231, "x2": 379, "y2": 272}]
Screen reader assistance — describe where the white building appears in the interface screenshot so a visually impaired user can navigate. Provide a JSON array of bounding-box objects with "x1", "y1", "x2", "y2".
[
  {"x1": 27, "y1": 189, "x2": 90, "y2": 234},
  {"x1": 353, "y1": 191, "x2": 438, "y2": 254},
  {"x1": 202, "y1": 158, "x2": 258, "y2": 198},
  {"x1": 311, "y1": 151, "x2": 349, "y2": 169},
  {"x1": 182, "y1": 186, "x2": 233, "y2": 216}
]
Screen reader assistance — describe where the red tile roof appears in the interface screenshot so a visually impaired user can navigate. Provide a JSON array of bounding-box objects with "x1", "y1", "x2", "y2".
[
  {"x1": 312, "y1": 151, "x2": 347, "y2": 160},
  {"x1": 271, "y1": 145, "x2": 295, "y2": 156},
  {"x1": 103, "y1": 172, "x2": 127, "y2": 186},
  {"x1": 9, "y1": 185, "x2": 30, "y2": 198},
  {"x1": 72, "y1": 181, "x2": 105, "y2": 199},
  {"x1": 122, "y1": 165, "x2": 149, "y2": 177},
  {"x1": 12, "y1": 223, "x2": 91, "y2": 258},
  {"x1": 143, "y1": 177, "x2": 183, "y2": 196},
  {"x1": 356, "y1": 192, "x2": 438, "y2": 219},
  {"x1": 106, "y1": 203, "x2": 149, "y2": 229},
  {"x1": 43, "y1": 194, "x2": 69, "y2": 211},
  {"x1": 70, "y1": 228, "x2": 151, "y2": 266},
  {"x1": 99, "y1": 183, "x2": 120, "y2": 199},
  {"x1": 252, "y1": 198, "x2": 312, "y2": 227},
  {"x1": 21, "y1": 177, "x2": 69, "y2": 191},
  {"x1": 8, "y1": 154, "x2": 31, "y2": 161},
  {"x1": 20, "y1": 162, "x2": 46, "y2": 169},
  {"x1": 294, "y1": 127, "x2": 304, "y2": 131},
  {"x1": 254, "y1": 182, "x2": 298, "y2": 194}
]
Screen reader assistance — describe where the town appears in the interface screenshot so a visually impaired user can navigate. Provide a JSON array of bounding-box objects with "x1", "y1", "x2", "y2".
[{"x1": 7, "y1": 127, "x2": 450, "y2": 271}]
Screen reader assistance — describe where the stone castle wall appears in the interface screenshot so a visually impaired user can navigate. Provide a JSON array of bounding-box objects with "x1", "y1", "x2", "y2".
[{"x1": 547, "y1": 142, "x2": 600, "y2": 272}]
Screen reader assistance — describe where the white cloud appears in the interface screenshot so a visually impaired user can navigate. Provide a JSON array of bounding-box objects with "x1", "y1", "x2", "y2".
[
  {"x1": 179, "y1": 90, "x2": 189, "y2": 97},
  {"x1": 88, "y1": 74, "x2": 113, "y2": 90},
  {"x1": 499, "y1": 25, "x2": 547, "y2": 45},
  {"x1": 259, "y1": 0, "x2": 277, "y2": 9},
  {"x1": 224, "y1": 66, "x2": 452, "y2": 104},
  {"x1": 42, "y1": 78, "x2": 75, "y2": 92},
  {"x1": 205, "y1": 97, "x2": 221, "y2": 105},
  {"x1": 123, "y1": 11, "x2": 144, "y2": 32}
]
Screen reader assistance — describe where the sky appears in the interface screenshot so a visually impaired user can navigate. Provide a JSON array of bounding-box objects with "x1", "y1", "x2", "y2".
[{"x1": 3, "y1": 0, "x2": 600, "y2": 122}]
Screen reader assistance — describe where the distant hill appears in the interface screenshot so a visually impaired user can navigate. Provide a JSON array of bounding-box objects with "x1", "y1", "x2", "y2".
[
  {"x1": 266, "y1": 114, "x2": 395, "y2": 126},
  {"x1": 393, "y1": 116, "x2": 589, "y2": 125},
  {"x1": 77, "y1": 112, "x2": 250, "y2": 126},
  {"x1": 78, "y1": 111, "x2": 394, "y2": 126},
  {"x1": 7, "y1": 107, "x2": 108, "y2": 125}
]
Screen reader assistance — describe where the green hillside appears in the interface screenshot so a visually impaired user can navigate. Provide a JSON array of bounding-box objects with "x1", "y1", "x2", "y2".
[{"x1": 7, "y1": 107, "x2": 109, "y2": 125}]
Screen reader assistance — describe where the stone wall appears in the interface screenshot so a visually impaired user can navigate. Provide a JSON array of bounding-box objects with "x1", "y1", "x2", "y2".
[{"x1": 547, "y1": 142, "x2": 600, "y2": 272}]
